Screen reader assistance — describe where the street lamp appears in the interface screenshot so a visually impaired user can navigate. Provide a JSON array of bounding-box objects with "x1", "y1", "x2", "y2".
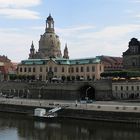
[
  {"x1": 39, "y1": 86, "x2": 44, "y2": 100},
  {"x1": 38, "y1": 86, "x2": 44, "y2": 106},
  {"x1": 13, "y1": 89, "x2": 15, "y2": 97},
  {"x1": 85, "y1": 87, "x2": 91, "y2": 103},
  {"x1": 27, "y1": 89, "x2": 30, "y2": 99}
]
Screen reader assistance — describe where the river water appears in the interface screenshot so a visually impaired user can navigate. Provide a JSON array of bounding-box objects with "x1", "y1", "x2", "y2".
[{"x1": 0, "y1": 113, "x2": 140, "y2": 140}]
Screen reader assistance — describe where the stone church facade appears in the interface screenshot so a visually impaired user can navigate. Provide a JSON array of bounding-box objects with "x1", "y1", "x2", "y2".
[
  {"x1": 123, "y1": 38, "x2": 140, "y2": 70},
  {"x1": 29, "y1": 14, "x2": 67, "y2": 59},
  {"x1": 18, "y1": 15, "x2": 104, "y2": 81}
]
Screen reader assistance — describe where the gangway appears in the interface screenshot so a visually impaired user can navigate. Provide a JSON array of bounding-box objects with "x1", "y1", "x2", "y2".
[{"x1": 48, "y1": 106, "x2": 62, "y2": 113}]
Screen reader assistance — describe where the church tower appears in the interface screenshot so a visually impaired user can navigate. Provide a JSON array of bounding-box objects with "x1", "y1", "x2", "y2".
[
  {"x1": 63, "y1": 43, "x2": 69, "y2": 59},
  {"x1": 45, "y1": 14, "x2": 55, "y2": 33},
  {"x1": 37, "y1": 14, "x2": 62, "y2": 59},
  {"x1": 123, "y1": 38, "x2": 140, "y2": 70},
  {"x1": 29, "y1": 41, "x2": 35, "y2": 59}
]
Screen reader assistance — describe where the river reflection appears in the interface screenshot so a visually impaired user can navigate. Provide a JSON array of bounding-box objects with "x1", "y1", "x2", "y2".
[{"x1": 0, "y1": 113, "x2": 139, "y2": 140}]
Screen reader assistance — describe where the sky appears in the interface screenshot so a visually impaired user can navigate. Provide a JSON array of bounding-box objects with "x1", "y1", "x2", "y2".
[{"x1": 0, "y1": 0, "x2": 140, "y2": 62}]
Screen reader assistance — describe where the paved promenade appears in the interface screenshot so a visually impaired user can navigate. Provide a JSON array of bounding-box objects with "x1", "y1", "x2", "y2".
[{"x1": 0, "y1": 97, "x2": 140, "y2": 113}]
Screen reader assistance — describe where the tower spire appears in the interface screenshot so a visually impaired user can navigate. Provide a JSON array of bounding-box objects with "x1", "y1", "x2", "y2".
[
  {"x1": 29, "y1": 41, "x2": 35, "y2": 59},
  {"x1": 63, "y1": 43, "x2": 69, "y2": 59}
]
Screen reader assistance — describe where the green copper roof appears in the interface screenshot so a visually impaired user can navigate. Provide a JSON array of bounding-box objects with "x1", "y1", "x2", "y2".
[
  {"x1": 21, "y1": 59, "x2": 45, "y2": 65},
  {"x1": 20, "y1": 57, "x2": 101, "y2": 65},
  {"x1": 70, "y1": 57, "x2": 100, "y2": 64}
]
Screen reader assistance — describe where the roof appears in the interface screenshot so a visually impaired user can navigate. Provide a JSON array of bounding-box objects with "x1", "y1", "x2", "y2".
[
  {"x1": 69, "y1": 57, "x2": 100, "y2": 65},
  {"x1": 97, "y1": 55, "x2": 123, "y2": 65},
  {"x1": 0, "y1": 55, "x2": 11, "y2": 62},
  {"x1": 20, "y1": 57, "x2": 101, "y2": 65}
]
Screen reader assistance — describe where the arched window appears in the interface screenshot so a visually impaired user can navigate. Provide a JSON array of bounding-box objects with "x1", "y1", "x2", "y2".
[
  {"x1": 87, "y1": 66, "x2": 89, "y2": 72},
  {"x1": 40, "y1": 67, "x2": 42, "y2": 72},
  {"x1": 24, "y1": 67, "x2": 27, "y2": 72},
  {"x1": 71, "y1": 67, "x2": 74, "y2": 73},
  {"x1": 54, "y1": 67, "x2": 57, "y2": 72},
  {"x1": 20, "y1": 67, "x2": 22, "y2": 72},
  {"x1": 33, "y1": 67, "x2": 35, "y2": 72},
  {"x1": 131, "y1": 86, "x2": 134, "y2": 91},
  {"x1": 81, "y1": 67, "x2": 84, "y2": 72},
  {"x1": 62, "y1": 67, "x2": 64, "y2": 73},
  {"x1": 28, "y1": 67, "x2": 31, "y2": 72},
  {"x1": 126, "y1": 86, "x2": 128, "y2": 91},
  {"x1": 49, "y1": 67, "x2": 52, "y2": 72},
  {"x1": 76, "y1": 67, "x2": 79, "y2": 72}
]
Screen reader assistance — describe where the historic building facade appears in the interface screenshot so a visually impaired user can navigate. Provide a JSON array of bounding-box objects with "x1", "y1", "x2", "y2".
[
  {"x1": 123, "y1": 38, "x2": 140, "y2": 70},
  {"x1": 17, "y1": 14, "x2": 104, "y2": 81},
  {"x1": 0, "y1": 55, "x2": 16, "y2": 81},
  {"x1": 112, "y1": 81, "x2": 140, "y2": 99},
  {"x1": 18, "y1": 57, "x2": 103, "y2": 81}
]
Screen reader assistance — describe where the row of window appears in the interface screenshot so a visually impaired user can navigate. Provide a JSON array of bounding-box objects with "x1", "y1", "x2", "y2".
[
  {"x1": 114, "y1": 85, "x2": 140, "y2": 91},
  {"x1": 19, "y1": 66, "x2": 96, "y2": 73},
  {"x1": 38, "y1": 75, "x2": 95, "y2": 80},
  {"x1": 113, "y1": 92, "x2": 140, "y2": 99}
]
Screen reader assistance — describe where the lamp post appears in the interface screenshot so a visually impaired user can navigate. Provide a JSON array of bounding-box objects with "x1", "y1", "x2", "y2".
[
  {"x1": 27, "y1": 89, "x2": 30, "y2": 99},
  {"x1": 13, "y1": 89, "x2": 15, "y2": 97},
  {"x1": 85, "y1": 87, "x2": 91, "y2": 103},
  {"x1": 38, "y1": 86, "x2": 44, "y2": 106},
  {"x1": 39, "y1": 86, "x2": 44, "y2": 101},
  {"x1": 18, "y1": 89, "x2": 19, "y2": 98}
]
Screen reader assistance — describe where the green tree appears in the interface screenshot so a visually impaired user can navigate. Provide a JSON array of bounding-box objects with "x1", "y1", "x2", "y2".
[
  {"x1": 76, "y1": 75, "x2": 80, "y2": 81},
  {"x1": 66, "y1": 76, "x2": 71, "y2": 81},
  {"x1": 71, "y1": 76, "x2": 75, "y2": 81},
  {"x1": 61, "y1": 75, "x2": 66, "y2": 82}
]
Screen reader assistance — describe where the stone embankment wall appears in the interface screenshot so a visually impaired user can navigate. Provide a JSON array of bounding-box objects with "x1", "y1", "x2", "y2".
[
  {"x1": 0, "y1": 80, "x2": 112, "y2": 100},
  {"x1": 0, "y1": 98, "x2": 140, "y2": 123}
]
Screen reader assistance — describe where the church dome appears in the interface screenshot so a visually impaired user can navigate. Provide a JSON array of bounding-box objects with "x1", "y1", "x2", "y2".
[
  {"x1": 37, "y1": 15, "x2": 62, "y2": 58},
  {"x1": 129, "y1": 38, "x2": 140, "y2": 46},
  {"x1": 39, "y1": 33, "x2": 61, "y2": 51}
]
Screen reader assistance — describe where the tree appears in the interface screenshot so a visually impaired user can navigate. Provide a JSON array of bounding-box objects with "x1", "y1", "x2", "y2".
[
  {"x1": 71, "y1": 76, "x2": 75, "y2": 81},
  {"x1": 66, "y1": 76, "x2": 71, "y2": 81},
  {"x1": 100, "y1": 70, "x2": 140, "y2": 78},
  {"x1": 76, "y1": 75, "x2": 80, "y2": 81},
  {"x1": 61, "y1": 75, "x2": 66, "y2": 82}
]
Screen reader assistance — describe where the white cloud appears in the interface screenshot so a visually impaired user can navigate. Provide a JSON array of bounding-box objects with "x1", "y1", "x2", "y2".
[
  {"x1": 56, "y1": 25, "x2": 96, "y2": 40},
  {"x1": 57, "y1": 25, "x2": 95, "y2": 33},
  {"x1": 0, "y1": 0, "x2": 41, "y2": 8},
  {"x1": 0, "y1": 0, "x2": 41, "y2": 19},
  {"x1": 0, "y1": 8, "x2": 40, "y2": 19},
  {"x1": 0, "y1": 28, "x2": 39, "y2": 62},
  {"x1": 57, "y1": 24, "x2": 140, "y2": 59},
  {"x1": 1, "y1": 23, "x2": 140, "y2": 62},
  {"x1": 86, "y1": 24, "x2": 140, "y2": 39},
  {"x1": 133, "y1": 0, "x2": 140, "y2": 2},
  {"x1": 134, "y1": 14, "x2": 140, "y2": 18}
]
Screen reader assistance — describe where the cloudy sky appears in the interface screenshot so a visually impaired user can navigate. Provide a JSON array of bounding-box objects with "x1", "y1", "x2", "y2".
[{"x1": 0, "y1": 0, "x2": 140, "y2": 62}]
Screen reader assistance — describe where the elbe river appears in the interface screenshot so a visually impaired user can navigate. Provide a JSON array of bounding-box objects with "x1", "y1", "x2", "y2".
[{"x1": 0, "y1": 112, "x2": 139, "y2": 140}]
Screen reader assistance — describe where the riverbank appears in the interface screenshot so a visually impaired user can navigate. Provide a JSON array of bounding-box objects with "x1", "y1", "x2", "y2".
[{"x1": 0, "y1": 98, "x2": 140, "y2": 124}]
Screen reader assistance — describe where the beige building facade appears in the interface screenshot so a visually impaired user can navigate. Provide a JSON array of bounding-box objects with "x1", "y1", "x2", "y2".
[
  {"x1": 18, "y1": 58, "x2": 104, "y2": 81},
  {"x1": 112, "y1": 81, "x2": 140, "y2": 99}
]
